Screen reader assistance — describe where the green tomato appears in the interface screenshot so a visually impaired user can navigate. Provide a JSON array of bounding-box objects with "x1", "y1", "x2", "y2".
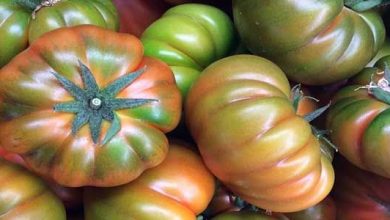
[
  {"x1": 141, "y1": 3, "x2": 236, "y2": 99},
  {"x1": 0, "y1": 0, "x2": 118, "y2": 67},
  {"x1": 233, "y1": 0, "x2": 385, "y2": 85}
]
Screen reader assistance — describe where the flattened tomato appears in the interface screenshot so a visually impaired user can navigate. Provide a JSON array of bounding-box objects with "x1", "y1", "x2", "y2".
[
  {"x1": 233, "y1": 0, "x2": 385, "y2": 85},
  {"x1": 0, "y1": 25, "x2": 181, "y2": 187},
  {"x1": 84, "y1": 141, "x2": 215, "y2": 220},
  {"x1": 186, "y1": 55, "x2": 334, "y2": 212}
]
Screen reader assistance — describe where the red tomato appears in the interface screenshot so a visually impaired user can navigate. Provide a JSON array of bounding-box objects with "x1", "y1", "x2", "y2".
[{"x1": 84, "y1": 141, "x2": 215, "y2": 219}]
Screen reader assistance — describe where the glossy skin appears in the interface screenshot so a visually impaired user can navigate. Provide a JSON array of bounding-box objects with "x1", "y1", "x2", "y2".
[
  {"x1": 326, "y1": 56, "x2": 390, "y2": 178},
  {"x1": 0, "y1": 25, "x2": 181, "y2": 187},
  {"x1": 84, "y1": 142, "x2": 215, "y2": 220},
  {"x1": 112, "y1": 0, "x2": 168, "y2": 37},
  {"x1": 186, "y1": 55, "x2": 334, "y2": 212},
  {"x1": 286, "y1": 196, "x2": 336, "y2": 220},
  {"x1": 333, "y1": 157, "x2": 390, "y2": 220},
  {"x1": 0, "y1": 148, "x2": 83, "y2": 209},
  {"x1": 141, "y1": 3, "x2": 236, "y2": 98},
  {"x1": 0, "y1": 159, "x2": 66, "y2": 220},
  {"x1": 0, "y1": 0, "x2": 118, "y2": 67},
  {"x1": 233, "y1": 0, "x2": 385, "y2": 85}
]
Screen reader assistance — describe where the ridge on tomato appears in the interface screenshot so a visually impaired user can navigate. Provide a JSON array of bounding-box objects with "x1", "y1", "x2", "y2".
[
  {"x1": 185, "y1": 54, "x2": 334, "y2": 213},
  {"x1": 326, "y1": 55, "x2": 390, "y2": 178},
  {"x1": 233, "y1": 0, "x2": 385, "y2": 85},
  {"x1": 141, "y1": 3, "x2": 236, "y2": 99},
  {"x1": 0, "y1": 158, "x2": 66, "y2": 219},
  {"x1": 84, "y1": 141, "x2": 215, "y2": 220},
  {"x1": 0, "y1": 25, "x2": 182, "y2": 187},
  {"x1": 0, "y1": 0, "x2": 119, "y2": 67}
]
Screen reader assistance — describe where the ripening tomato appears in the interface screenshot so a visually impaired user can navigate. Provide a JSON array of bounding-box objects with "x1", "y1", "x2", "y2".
[
  {"x1": 0, "y1": 148, "x2": 83, "y2": 209},
  {"x1": 233, "y1": 0, "x2": 385, "y2": 85},
  {"x1": 0, "y1": 158, "x2": 66, "y2": 219},
  {"x1": 333, "y1": 156, "x2": 390, "y2": 220},
  {"x1": 0, "y1": 0, "x2": 118, "y2": 67},
  {"x1": 84, "y1": 141, "x2": 215, "y2": 220},
  {"x1": 186, "y1": 55, "x2": 334, "y2": 212},
  {"x1": 0, "y1": 25, "x2": 181, "y2": 187},
  {"x1": 141, "y1": 3, "x2": 236, "y2": 98},
  {"x1": 326, "y1": 55, "x2": 390, "y2": 178}
]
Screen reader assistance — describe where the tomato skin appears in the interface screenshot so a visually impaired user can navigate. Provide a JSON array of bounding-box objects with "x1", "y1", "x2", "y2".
[
  {"x1": 186, "y1": 55, "x2": 334, "y2": 212},
  {"x1": 84, "y1": 142, "x2": 215, "y2": 220},
  {"x1": 0, "y1": 25, "x2": 181, "y2": 187},
  {"x1": 212, "y1": 211, "x2": 282, "y2": 220},
  {"x1": 326, "y1": 56, "x2": 390, "y2": 178},
  {"x1": 333, "y1": 157, "x2": 390, "y2": 220},
  {"x1": 285, "y1": 196, "x2": 336, "y2": 220},
  {"x1": 0, "y1": 148, "x2": 82, "y2": 209},
  {"x1": 233, "y1": 0, "x2": 385, "y2": 85},
  {"x1": 112, "y1": 0, "x2": 168, "y2": 37},
  {"x1": 0, "y1": 158, "x2": 66, "y2": 219},
  {"x1": 0, "y1": 0, "x2": 118, "y2": 67},
  {"x1": 141, "y1": 3, "x2": 236, "y2": 98}
]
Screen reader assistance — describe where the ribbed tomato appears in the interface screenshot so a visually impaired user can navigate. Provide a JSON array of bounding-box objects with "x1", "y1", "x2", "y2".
[
  {"x1": 233, "y1": 0, "x2": 385, "y2": 85},
  {"x1": 84, "y1": 141, "x2": 215, "y2": 220},
  {"x1": 0, "y1": 25, "x2": 181, "y2": 187},
  {"x1": 186, "y1": 55, "x2": 334, "y2": 212},
  {"x1": 141, "y1": 3, "x2": 236, "y2": 98},
  {"x1": 0, "y1": 0, "x2": 118, "y2": 67},
  {"x1": 326, "y1": 55, "x2": 390, "y2": 178},
  {"x1": 0, "y1": 158, "x2": 66, "y2": 219}
]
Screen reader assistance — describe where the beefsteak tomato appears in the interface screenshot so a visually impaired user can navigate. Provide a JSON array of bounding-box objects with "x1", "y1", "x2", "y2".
[
  {"x1": 84, "y1": 141, "x2": 215, "y2": 220},
  {"x1": 333, "y1": 156, "x2": 390, "y2": 220},
  {"x1": 326, "y1": 55, "x2": 390, "y2": 178},
  {"x1": 0, "y1": 158, "x2": 66, "y2": 219},
  {"x1": 0, "y1": 25, "x2": 181, "y2": 187},
  {"x1": 141, "y1": 3, "x2": 236, "y2": 98},
  {"x1": 0, "y1": 0, "x2": 118, "y2": 67},
  {"x1": 233, "y1": 0, "x2": 385, "y2": 85},
  {"x1": 185, "y1": 55, "x2": 334, "y2": 212}
]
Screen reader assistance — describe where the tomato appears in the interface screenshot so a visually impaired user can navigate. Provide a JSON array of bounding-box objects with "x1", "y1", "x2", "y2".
[
  {"x1": 232, "y1": 0, "x2": 385, "y2": 85},
  {"x1": 333, "y1": 156, "x2": 390, "y2": 220},
  {"x1": 0, "y1": 158, "x2": 66, "y2": 219},
  {"x1": 112, "y1": 0, "x2": 168, "y2": 37},
  {"x1": 84, "y1": 141, "x2": 215, "y2": 220},
  {"x1": 212, "y1": 211, "x2": 283, "y2": 220},
  {"x1": 0, "y1": 148, "x2": 83, "y2": 209},
  {"x1": 326, "y1": 55, "x2": 390, "y2": 178},
  {"x1": 367, "y1": 38, "x2": 390, "y2": 67},
  {"x1": 285, "y1": 196, "x2": 336, "y2": 220},
  {"x1": 0, "y1": 0, "x2": 118, "y2": 67},
  {"x1": 0, "y1": 25, "x2": 181, "y2": 187},
  {"x1": 185, "y1": 55, "x2": 334, "y2": 212},
  {"x1": 141, "y1": 3, "x2": 236, "y2": 98}
]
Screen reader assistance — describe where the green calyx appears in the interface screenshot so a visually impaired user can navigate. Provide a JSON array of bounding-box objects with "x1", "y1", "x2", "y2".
[
  {"x1": 291, "y1": 84, "x2": 337, "y2": 161},
  {"x1": 52, "y1": 60, "x2": 157, "y2": 145},
  {"x1": 344, "y1": 0, "x2": 390, "y2": 12}
]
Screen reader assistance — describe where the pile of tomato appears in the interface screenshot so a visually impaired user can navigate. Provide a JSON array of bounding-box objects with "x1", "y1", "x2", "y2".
[{"x1": 1, "y1": 0, "x2": 390, "y2": 219}]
